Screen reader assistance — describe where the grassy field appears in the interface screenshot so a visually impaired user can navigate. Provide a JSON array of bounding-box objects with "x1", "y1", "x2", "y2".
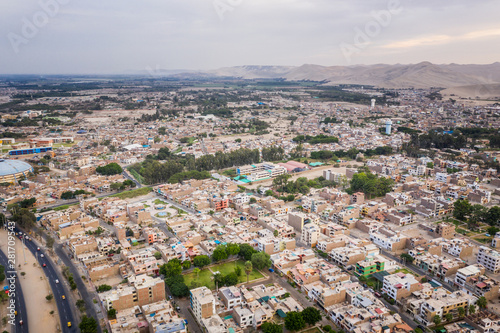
[
  {"x1": 53, "y1": 203, "x2": 78, "y2": 211},
  {"x1": 108, "y1": 187, "x2": 152, "y2": 199},
  {"x1": 183, "y1": 260, "x2": 264, "y2": 289}
]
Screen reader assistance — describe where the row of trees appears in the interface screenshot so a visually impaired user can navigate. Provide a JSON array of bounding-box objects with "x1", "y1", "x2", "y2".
[
  {"x1": 272, "y1": 175, "x2": 336, "y2": 195},
  {"x1": 310, "y1": 146, "x2": 394, "y2": 161},
  {"x1": 284, "y1": 307, "x2": 322, "y2": 331},
  {"x1": 130, "y1": 148, "x2": 261, "y2": 184},
  {"x1": 453, "y1": 199, "x2": 500, "y2": 229},
  {"x1": 262, "y1": 146, "x2": 285, "y2": 161},
  {"x1": 293, "y1": 134, "x2": 339, "y2": 144}
]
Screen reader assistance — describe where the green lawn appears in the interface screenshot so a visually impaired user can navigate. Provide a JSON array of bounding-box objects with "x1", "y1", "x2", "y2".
[
  {"x1": 154, "y1": 199, "x2": 168, "y2": 205},
  {"x1": 183, "y1": 260, "x2": 264, "y2": 290},
  {"x1": 108, "y1": 187, "x2": 152, "y2": 199}
]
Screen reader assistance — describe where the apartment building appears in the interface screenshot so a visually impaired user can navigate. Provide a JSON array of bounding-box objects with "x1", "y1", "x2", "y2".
[
  {"x1": 382, "y1": 272, "x2": 421, "y2": 301},
  {"x1": 101, "y1": 274, "x2": 165, "y2": 311},
  {"x1": 477, "y1": 246, "x2": 500, "y2": 273},
  {"x1": 190, "y1": 287, "x2": 216, "y2": 323},
  {"x1": 219, "y1": 286, "x2": 243, "y2": 310},
  {"x1": 435, "y1": 222, "x2": 455, "y2": 239},
  {"x1": 301, "y1": 224, "x2": 320, "y2": 247}
]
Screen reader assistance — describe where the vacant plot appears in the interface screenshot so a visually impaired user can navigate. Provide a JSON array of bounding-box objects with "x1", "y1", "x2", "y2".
[{"x1": 183, "y1": 260, "x2": 264, "y2": 289}]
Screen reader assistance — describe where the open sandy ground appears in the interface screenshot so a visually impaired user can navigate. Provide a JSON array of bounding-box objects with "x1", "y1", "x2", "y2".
[{"x1": 0, "y1": 229, "x2": 58, "y2": 333}]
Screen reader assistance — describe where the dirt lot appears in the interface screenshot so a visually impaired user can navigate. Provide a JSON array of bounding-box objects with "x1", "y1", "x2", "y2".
[{"x1": 0, "y1": 229, "x2": 58, "y2": 333}]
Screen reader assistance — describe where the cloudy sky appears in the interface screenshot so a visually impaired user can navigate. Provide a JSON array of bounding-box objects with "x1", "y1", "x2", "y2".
[{"x1": 1, "y1": 0, "x2": 499, "y2": 74}]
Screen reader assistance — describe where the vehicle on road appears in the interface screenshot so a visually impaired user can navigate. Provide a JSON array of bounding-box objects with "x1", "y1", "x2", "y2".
[
  {"x1": 40, "y1": 254, "x2": 44, "y2": 258},
  {"x1": 37, "y1": 247, "x2": 40, "y2": 251},
  {"x1": 43, "y1": 263, "x2": 46, "y2": 267},
  {"x1": 269, "y1": 268, "x2": 274, "y2": 272},
  {"x1": 375, "y1": 292, "x2": 382, "y2": 298},
  {"x1": 62, "y1": 295, "x2": 66, "y2": 300},
  {"x1": 68, "y1": 322, "x2": 72, "y2": 327},
  {"x1": 55, "y1": 279, "x2": 59, "y2": 284}
]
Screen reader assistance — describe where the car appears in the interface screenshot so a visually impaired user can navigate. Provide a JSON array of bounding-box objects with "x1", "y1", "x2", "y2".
[
  {"x1": 14, "y1": 311, "x2": 17, "y2": 315},
  {"x1": 40, "y1": 254, "x2": 44, "y2": 258},
  {"x1": 268, "y1": 268, "x2": 274, "y2": 273},
  {"x1": 168, "y1": 295, "x2": 173, "y2": 300},
  {"x1": 37, "y1": 247, "x2": 40, "y2": 251},
  {"x1": 62, "y1": 295, "x2": 66, "y2": 300},
  {"x1": 374, "y1": 292, "x2": 382, "y2": 298},
  {"x1": 67, "y1": 322, "x2": 72, "y2": 327},
  {"x1": 55, "y1": 279, "x2": 59, "y2": 284}
]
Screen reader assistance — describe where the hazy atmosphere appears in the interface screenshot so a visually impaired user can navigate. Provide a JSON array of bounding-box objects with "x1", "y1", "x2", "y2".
[{"x1": 2, "y1": 0, "x2": 500, "y2": 74}]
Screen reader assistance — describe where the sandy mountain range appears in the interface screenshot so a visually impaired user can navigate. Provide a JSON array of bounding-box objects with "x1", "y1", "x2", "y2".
[{"x1": 166, "y1": 62, "x2": 500, "y2": 90}]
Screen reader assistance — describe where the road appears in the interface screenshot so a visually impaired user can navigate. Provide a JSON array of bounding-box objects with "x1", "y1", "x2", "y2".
[
  {"x1": 0, "y1": 249, "x2": 28, "y2": 332},
  {"x1": 14, "y1": 227, "x2": 78, "y2": 333},
  {"x1": 122, "y1": 170, "x2": 142, "y2": 188},
  {"x1": 54, "y1": 242, "x2": 103, "y2": 333}
]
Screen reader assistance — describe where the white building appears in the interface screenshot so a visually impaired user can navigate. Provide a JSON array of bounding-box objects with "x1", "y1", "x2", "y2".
[{"x1": 477, "y1": 246, "x2": 500, "y2": 273}]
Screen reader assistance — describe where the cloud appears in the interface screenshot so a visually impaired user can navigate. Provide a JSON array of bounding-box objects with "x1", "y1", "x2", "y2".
[
  {"x1": 0, "y1": 0, "x2": 499, "y2": 73},
  {"x1": 381, "y1": 27, "x2": 500, "y2": 49}
]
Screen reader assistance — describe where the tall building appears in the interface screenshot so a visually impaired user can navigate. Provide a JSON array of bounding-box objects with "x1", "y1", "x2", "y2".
[{"x1": 190, "y1": 287, "x2": 216, "y2": 323}]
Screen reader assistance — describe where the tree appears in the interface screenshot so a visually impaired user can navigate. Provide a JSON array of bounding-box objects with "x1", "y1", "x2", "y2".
[
  {"x1": 193, "y1": 255, "x2": 211, "y2": 268},
  {"x1": 182, "y1": 260, "x2": 191, "y2": 270},
  {"x1": 170, "y1": 282, "x2": 190, "y2": 297},
  {"x1": 433, "y1": 315, "x2": 441, "y2": 326},
  {"x1": 400, "y1": 253, "x2": 414, "y2": 263},
  {"x1": 244, "y1": 261, "x2": 253, "y2": 283},
  {"x1": 107, "y1": 308, "x2": 117, "y2": 319},
  {"x1": 426, "y1": 162, "x2": 434, "y2": 169},
  {"x1": 79, "y1": 315, "x2": 98, "y2": 333},
  {"x1": 444, "y1": 313, "x2": 453, "y2": 322},
  {"x1": 212, "y1": 245, "x2": 228, "y2": 262},
  {"x1": 251, "y1": 252, "x2": 272, "y2": 270},
  {"x1": 285, "y1": 311, "x2": 306, "y2": 331},
  {"x1": 273, "y1": 230, "x2": 279, "y2": 237},
  {"x1": 234, "y1": 265, "x2": 242, "y2": 277},
  {"x1": 453, "y1": 199, "x2": 472, "y2": 221},
  {"x1": 153, "y1": 252, "x2": 162, "y2": 260},
  {"x1": 458, "y1": 306, "x2": 465, "y2": 318},
  {"x1": 223, "y1": 272, "x2": 239, "y2": 286},
  {"x1": 487, "y1": 226, "x2": 500, "y2": 236},
  {"x1": 97, "y1": 284, "x2": 112, "y2": 292},
  {"x1": 239, "y1": 244, "x2": 257, "y2": 261},
  {"x1": 414, "y1": 328, "x2": 423, "y2": 333},
  {"x1": 193, "y1": 267, "x2": 201, "y2": 279},
  {"x1": 477, "y1": 296, "x2": 488, "y2": 309},
  {"x1": 486, "y1": 206, "x2": 500, "y2": 226},
  {"x1": 301, "y1": 307, "x2": 322, "y2": 326},
  {"x1": 261, "y1": 322, "x2": 282, "y2": 333},
  {"x1": 469, "y1": 304, "x2": 476, "y2": 314},
  {"x1": 249, "y1": 197, "x2": 257, "y2": 204},
  {"x1": 161, "y1": 259, "x2": 183, "y2": 278},
  {"x1": 46, "y1": 294, "x2": 53, "y2": 301},
  {"x1": 226, "y1": 243, "x2": 240, "y2": 256},
  {"x1": 96, "y1": 163, "x2": 123, "y2": 175}
]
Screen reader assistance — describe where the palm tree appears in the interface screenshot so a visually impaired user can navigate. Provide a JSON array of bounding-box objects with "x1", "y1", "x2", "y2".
[
  {"x1": 444, "y1": 313, "x2": 453, "y2": 322},
  {"x1": 477, "y1": 296, "x2": 488, "y2": 309},
  {"x1": 458, "y1": 306, "x2": 465, "y2": 318},
  {"x1": 244, "y1": 261, "x2": 253, "y2": 283},
  {"x1": 193, "y1": 268, "x2": 201, "y2": 279},
  {"x1": 469, "y1": 305, "x2": 476, "y2": 314},
  {"x1": 433, "y1": 315, "x2": 441, "y2": 326}
]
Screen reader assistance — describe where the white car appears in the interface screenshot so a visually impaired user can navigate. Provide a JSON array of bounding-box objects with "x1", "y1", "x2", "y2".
[
  {"x1": 40, "y1": 254, "x2": 44, "y2": 258},
  {"x1": 55, "y1": 279, "x2": 59, "y2": 284}
]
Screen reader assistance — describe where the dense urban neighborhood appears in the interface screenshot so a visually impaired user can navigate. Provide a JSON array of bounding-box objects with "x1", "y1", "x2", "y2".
[{"x1": 0, "y1": 76, "x2": 499, "y2": 333}]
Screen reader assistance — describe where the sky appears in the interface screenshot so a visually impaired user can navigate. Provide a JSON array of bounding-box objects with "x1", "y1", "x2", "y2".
[{"x1": 1, "y1": 0, "x2": 499, "y2": 74}]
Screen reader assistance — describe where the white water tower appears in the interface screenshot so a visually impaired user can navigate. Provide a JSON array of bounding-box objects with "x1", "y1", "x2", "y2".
[
  {"x1": 385, "y1": 119, "x2": 393, "y2": 135},
  {"x1": 370, "y1": 99, "x2": 376, "y2": 109}
]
